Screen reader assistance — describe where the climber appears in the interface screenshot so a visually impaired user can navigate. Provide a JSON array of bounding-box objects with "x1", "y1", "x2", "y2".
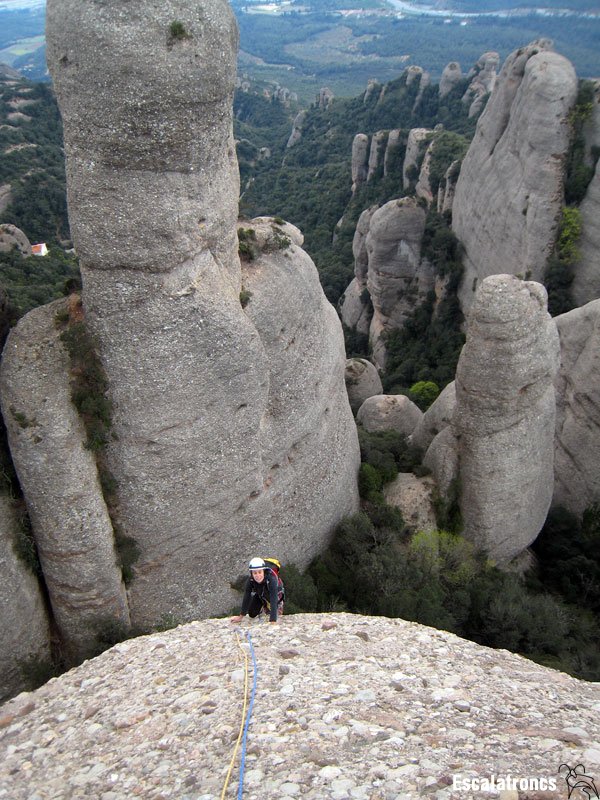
[{"x1": 230, "y1": 557, "x2": 284, "y2": 624}]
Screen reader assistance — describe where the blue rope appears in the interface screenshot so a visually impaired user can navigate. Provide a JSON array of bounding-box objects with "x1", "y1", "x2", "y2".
[{"x1": 237, "y1": 631, "x2": 258, "y2": 800}]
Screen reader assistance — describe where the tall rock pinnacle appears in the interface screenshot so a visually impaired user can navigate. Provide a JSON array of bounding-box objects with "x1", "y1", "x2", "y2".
[
  {"x1": 453, "y1": 275, "x2": 560, "y2": 563},
  {"x1": 452, "y1": 41, "x2": 578, "y2": 313},
  {"x1": 42, "y1": 0, "x2": 359, "y2": 630}
]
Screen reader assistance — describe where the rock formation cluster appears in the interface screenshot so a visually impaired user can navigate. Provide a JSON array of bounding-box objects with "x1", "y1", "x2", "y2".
[
  {"x1": 1, "y1": 613, "x2": 599, "y2": 799},
  {"x1": 356, "y1": 198, "x2": 434, "y2": 369},
  {"x1": 452, "y1": 41, "x2": 578, "y2": 312},
  {"x1": 0, "y1": 0, "x2": 359, "y2": 697}
]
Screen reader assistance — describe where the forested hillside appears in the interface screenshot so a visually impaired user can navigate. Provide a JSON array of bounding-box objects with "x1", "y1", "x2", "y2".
[{"x1": 0, "y1": 75, "x2": 77, "y2": 316}]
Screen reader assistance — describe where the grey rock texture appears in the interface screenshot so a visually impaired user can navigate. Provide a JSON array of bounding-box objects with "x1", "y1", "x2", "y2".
[
  {"x1": 582, "y1": 79, "x2": 600, "y2": 167},
  {"x1": 436, "y1": 160, "x2": 460, "y2": 215},
  {"x1": 351, "y1": 133, "x2": 369, "y2": 194},
  {"x1": 384, "y1": 473, "x2": 437, "y2": 532},
  {"x1": 452, "y1": 42, "x2": 578, "y2": 313},
  {"x1": 286, "y1": 109, "x2": 307, "y2": 149},
  {"x1": 367, "y1": 130, "x2": 386, "y2": 182},
  {"x1": 415, "y1": 138, "x2": 434, "y2": 205},
  {"x1": 405, "y1": 66, "x2": 431, "y2": 113},
  {"x1": 439, "y1": 62, "x2": 462, "y2": 98},
  {"x1": 345, "y1": 358, "x2": 382, "y2": 414},
  {"x1": 572, "y1": 160, "x2": 600, "y2": 307},
  {"x1": 383, "y1": 129, "x2": 402, "y2": 177},
  {"x1": 363, "y1": 78, "x2": 380, "y2": 104},
  {"x1": 0, "y1": 300, "x2": 130, "y2": 661},
  {"x1": 352, "y1": 206, "x2": 378, "y2": 286},
  {"x1": 402, "y1": 128, "x2": 431, "y2": 190},
  {"x1": 463, "y1": 51, "x2": 499, "y2": 118},
  {"x1": 423, "y1": 426, "x2": 459, "y2": 497},
  {"x1": 318, "y1": 87, "x2": 334, "y2": 109},
  {"x1": 0, "y1": 184, "x2": 12, "y2": 215},
  {"x1": 340, "y1": 207, "x2": 377, "y2": 335},
  {"x1": 410, "y1": 381, "x2": 456, "y2": 452},
  {"x1": 339, "y1": 278, "x2": 371, "y2": 336},
  {"x1": 365, "y1": 199, "x2": 433, "y2": 369},
  {"x1": 453, "y1": 275, "x2": 560, "y2": 563},
  {"x1": 45, "y1": 0, "x2": 359, "y2": 629},
  {"x1": 553, "y1": 299, "x2": 600, "y2": 515},
  {"x1": 0, "y1": 493, "x2": 50, "y2": 703},
  {"x1": 2, "y1": 614, "x2": 599, "y2": 799},
  {"x1": 0, "y1": 223, "x2": 31, "y2": 256},
  {"x1": 356, "y1": 394, "x2": 422, "y2": 436}
]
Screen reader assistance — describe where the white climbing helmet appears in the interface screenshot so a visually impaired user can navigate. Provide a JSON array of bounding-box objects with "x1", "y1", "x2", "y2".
[{"x1": 248, "y1": 557, "x2": 266, "y2": 572}]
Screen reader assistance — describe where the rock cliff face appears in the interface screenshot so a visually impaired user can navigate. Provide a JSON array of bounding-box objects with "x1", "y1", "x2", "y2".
[
  {"x1": 402, "y1": 128, "x2": 431, "y2": 190},
  {"x1": 439, "y1": 62, "x2": 462, "y2": 98},
  {"x1": 553, "y1": 300, "x2": 600, "y2": 515},
  {"x1": 344, "y1": 358, "x2": 382, "y2": 414},
  {"x1": 462, "y1": 51, "x2": 499, "y2": 118},
  {"x1": 1, "y1": 0, "x2": 362, "y2": 639},
  {"x1": 0, "y1": 493, "x2": 50, "y2": 703},
  {"x1": 286, "y1": 109, "x2": 307, "y2": 149},
  {"x1": 453, "y1": 275, "x2": 560, "y2": 563},
  {"x1": 351, "y1": 133, "x2": 369, "y2": 194},
  {"x1": 0, "y1": 300, "x2": 130, "y2": 661},
  {"x1": 356, "y1": 394, "x2": 422, "y2": 436},
  {"x1": 365, "y1": 199, "x2": 434, "y2": 369},
  {"x1": 1, "y1": 614, "x2": 599, "y2": 799},
  {"x1": 0, "y1": 223, "x2": 31, "y2": 256},
  {"x1": 452, "y1": 41, "x2": 578, "y2": 313},
  {"x1": 572, "y1": 160, "x2": 600, "y2": 307}
]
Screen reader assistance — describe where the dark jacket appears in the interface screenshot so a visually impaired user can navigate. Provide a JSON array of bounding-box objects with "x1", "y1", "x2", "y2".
[{"x1": 241, "y1": 570, "x2": 280, "y2": 622}]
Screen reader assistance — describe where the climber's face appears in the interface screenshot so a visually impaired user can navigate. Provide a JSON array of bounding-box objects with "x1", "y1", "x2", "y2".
[{"x1": 251, "y1": 569, "x2": 265, "y2": 583}]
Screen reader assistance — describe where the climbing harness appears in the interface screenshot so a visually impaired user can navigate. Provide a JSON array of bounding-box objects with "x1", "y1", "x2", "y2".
[{"x1": 220, "y1": 631, "x2": 258, "y2": 799}]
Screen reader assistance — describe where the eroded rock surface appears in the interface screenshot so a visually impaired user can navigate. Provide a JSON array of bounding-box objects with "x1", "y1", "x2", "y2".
[
  {"x1": 0, "y1": 300, "x2": 129, "y2": 660},
  {"x1": 452, "y1": 42, "x2": 578, "y2": 313},
  {"x1": 351, "y1": 133, "x2": 369, "y2": 194},
  {"x1": 345, "y1": 358, "x2": 382, "y2": 414},
  {"x1": 453, "y1": 275, "x2": 560, "y2": 563},
  {"x1": 572, "y1": 161, "x2": 600, "y2": 307},
  {"x1": 365, "y1": 199, "x2": 433, "y2": 369},
  {"x1": 38, "y1": 0, "x2": 359, "y2": 630},
  {"x1": 357, "y1": 394, "x2": 422, "y2": 436},
  {"x1": 553, "y1": 299, "x2": 600, "y2": 515},
  {"x1": 411, "y1": 381, "x2": 456, "y2": 453},
  {"x1": 439, "y1": 62, "x2": 462, "y2": 98},
  {"x1": 1, "y1": 614, "x2": 598, "y2": 799},
  {"x1": 0, "y1": 493, "x2": 50, "y2": 703}
]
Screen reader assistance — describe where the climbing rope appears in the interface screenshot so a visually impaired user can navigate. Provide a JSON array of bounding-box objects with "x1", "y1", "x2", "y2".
[
  {"x1": 220, "y1": 633, "x2": 249, "y2": 800},
  {"x1": 237, "y1": 631, "x2": 258, "y2": 800},
  {"x1": 220, "y1": 630, "x2": 258, "y2": 800}
]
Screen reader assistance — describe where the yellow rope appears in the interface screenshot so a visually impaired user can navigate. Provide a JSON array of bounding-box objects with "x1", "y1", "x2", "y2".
[{"x1": 220, "y1": 633, "x2": 249, "y2": 800}]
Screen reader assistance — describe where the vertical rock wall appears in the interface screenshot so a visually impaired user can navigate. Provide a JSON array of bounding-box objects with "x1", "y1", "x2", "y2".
[
  {"x1": 452, "y1": 42, "x2": 578, "y2": 313},
  {"x1": 0, "y1": 493, "x2": 50, "y2": 702},
  {"x1": 553, "y1": 299, "x2": 600, "y2": 515},
  {"x1": 0, "y1": 301, "x2": 129, "y2": 660},
  {"x1": 45, "y1": 0, "x2": 359, "y2": 628},
  {"x1": 453, "y1": 275, "x2": 560, "y2": 563}
]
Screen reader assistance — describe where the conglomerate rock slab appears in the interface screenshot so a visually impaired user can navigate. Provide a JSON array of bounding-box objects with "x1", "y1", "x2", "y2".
[
  {"x1": 453, "y1": 275, "x2": 560, "y2": 563},
  {"x1": 553, "y1": 299, "x2": 600, "y2": 515},
  {"x1": 0, "y1": 300, "x2": 129, "y2": 662},
  {"x1": 452, "y1": 42, "x2": 578, "y2": 313},
  {"x1": 0, "y1": 613, "x2": 598, "y2": 800}
]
